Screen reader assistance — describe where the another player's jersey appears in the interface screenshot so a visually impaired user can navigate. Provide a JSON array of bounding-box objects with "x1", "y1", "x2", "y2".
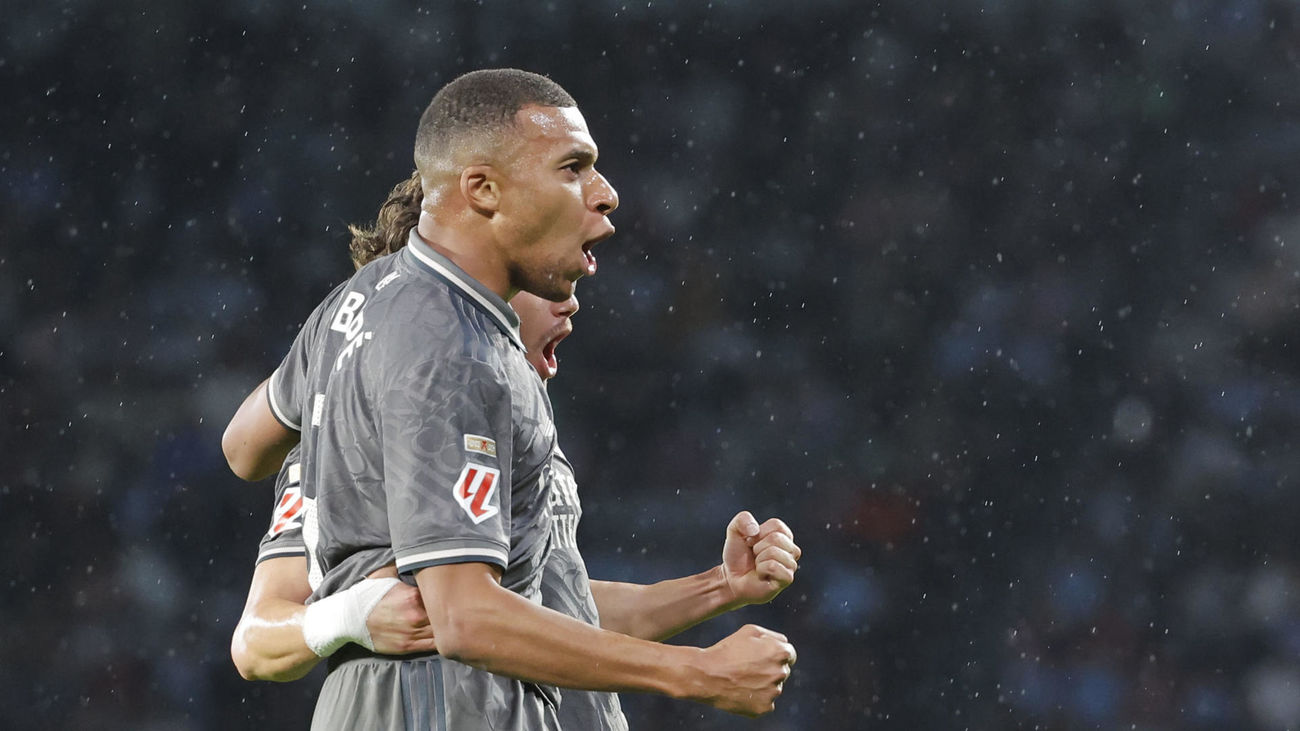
[
  {"x1": 268, "y1": 231, "x2": 558, "y2": 731},
  {"x1": 254, "y1": 443, "x2": 307, "y2": 564},
  {"x1": 544, "y1": 447, "x2": 628, "y2": 731}
]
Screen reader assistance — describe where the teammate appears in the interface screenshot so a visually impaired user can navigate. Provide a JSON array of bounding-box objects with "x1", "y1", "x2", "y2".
[
  {"x1": 223, "y1": 69, "x2": 799, "y2": 729},
  {"x1": 230, "y1": 173, "x2": 436, "y2": 684}
]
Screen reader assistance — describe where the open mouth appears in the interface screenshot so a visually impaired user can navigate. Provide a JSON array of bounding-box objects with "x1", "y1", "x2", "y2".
[
  {"x1": 541, "y1": 340, "x2": 559, "y2": 373},
  {"x1": 541, "y1": 326, "x2": 571, "y2": 374},
  {"x1": 581, "y1": 227, "x2": 614, "y2": 277}
]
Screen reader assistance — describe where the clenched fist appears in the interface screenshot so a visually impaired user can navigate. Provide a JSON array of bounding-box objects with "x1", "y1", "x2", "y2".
[
  {"x1": 692, "y1": 624, "x2": 798, "y2": 717},
  {"x1": 721, "y1": 511, "x2": 802, "y2": 607}
]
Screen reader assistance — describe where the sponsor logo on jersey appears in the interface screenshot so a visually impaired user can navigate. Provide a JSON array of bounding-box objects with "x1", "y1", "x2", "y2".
[
  {"x1": 269, "y1": 485, "x2": 305, "y2": 536},
  {"x1": 453, "y1": 463, "x2": 500, "y2": 524},
  {"x1": 463, "y1": 434, "x2": 497, "y2": 458}
]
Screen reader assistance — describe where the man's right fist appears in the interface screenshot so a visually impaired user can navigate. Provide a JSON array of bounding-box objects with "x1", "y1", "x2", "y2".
[{"x1": 695, "y1": 624, "x2": 797, "y2": 717}]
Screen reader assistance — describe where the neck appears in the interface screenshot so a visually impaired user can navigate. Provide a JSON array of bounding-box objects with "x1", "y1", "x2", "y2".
[{"x1": 415, "y1": 213, "x2": 514, "y2": 300}]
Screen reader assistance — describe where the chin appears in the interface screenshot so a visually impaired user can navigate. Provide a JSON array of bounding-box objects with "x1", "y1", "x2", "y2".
[
  {"x1": 540, "y1": 283, "x2": 576, "y2": 303},
  {"x1": 527, "y1": 359, "x2": 556, "y2": 381}
]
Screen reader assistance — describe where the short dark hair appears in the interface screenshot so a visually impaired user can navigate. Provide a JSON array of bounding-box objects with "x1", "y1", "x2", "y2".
[{"x1": 414, "y1": 69, "x2": 576, "y2": 174}]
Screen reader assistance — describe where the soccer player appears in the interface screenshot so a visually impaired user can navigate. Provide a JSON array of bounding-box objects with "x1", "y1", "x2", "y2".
[
  {"x1": 224, "y1": 69, "x2": 799, "y2": 729},
  {"x1": 230, "y1": 171, "x2": 801, "y2": 729}
]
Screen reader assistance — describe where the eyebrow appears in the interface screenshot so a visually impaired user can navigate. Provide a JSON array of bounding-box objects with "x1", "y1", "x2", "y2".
[{"x1": 562, "y1": 148, "x2": 597, "y2": 167}]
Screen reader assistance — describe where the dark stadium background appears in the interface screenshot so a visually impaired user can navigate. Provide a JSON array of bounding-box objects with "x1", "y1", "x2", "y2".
[{"x1": 5, "y1": 1, "x2": 1300, "y2": 729}]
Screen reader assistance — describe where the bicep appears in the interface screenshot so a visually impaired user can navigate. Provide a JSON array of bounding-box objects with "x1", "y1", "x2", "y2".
[
  {"x1": 413, "y1": 563, "x2": 503, "y2": 620},
  {"x1": 223, "y1": 380, "x2": 299, "y2": 481},
  {"x1": 415, "y1": 561, "x2": 503, "y2": 597},
  {"x1": 411, "y1": 561, "x2": 508, "y2": 661},
  {"x1": 243, "y1": 556, "x2": 313, "y2": 611}
]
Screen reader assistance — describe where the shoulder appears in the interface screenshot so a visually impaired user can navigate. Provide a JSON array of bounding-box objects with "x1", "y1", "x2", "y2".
[{"x1": 375, "y1": 287, "x2": 516, "y2": 367}]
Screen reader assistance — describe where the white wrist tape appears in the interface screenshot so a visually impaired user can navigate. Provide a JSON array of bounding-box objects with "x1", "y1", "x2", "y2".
[{"x1": 301, "y1": 577, "x2": 401, "y2": 657}]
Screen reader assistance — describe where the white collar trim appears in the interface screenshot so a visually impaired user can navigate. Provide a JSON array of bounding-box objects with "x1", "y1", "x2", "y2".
[{"x1": 404, "y1": 231, "x2": 525, "y2": 351}]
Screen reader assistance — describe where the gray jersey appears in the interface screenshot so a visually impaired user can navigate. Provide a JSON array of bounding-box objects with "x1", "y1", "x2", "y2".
[
  {"x1": 268, "y1": 232, "x2": 559, "y2": 731},
  {"x1": 544, "y1": 447, "x2": 628, "y2": 731},
  {"x1": 254, "y1": 443, "x2": 307, "y2": 565}
]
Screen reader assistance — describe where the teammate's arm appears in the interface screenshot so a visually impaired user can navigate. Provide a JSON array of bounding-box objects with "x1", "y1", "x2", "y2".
[
  {"x1": 232, "y1": 559, "x2": 436, "y2": 682},
  {"x1": 222, "y1": 379, "x2": 299, "y2": 481},
  {"x1": 589, "y1": 511, "x2": 801, "y2": 641},
  {"x1": 231, "y1": 556, "x2": 317, "y2": 681},
  {"x1": 415, "y1": 562, "x2": 796, "y2": 717}
]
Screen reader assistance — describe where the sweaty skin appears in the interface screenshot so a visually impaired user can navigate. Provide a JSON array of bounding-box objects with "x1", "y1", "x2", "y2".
[{"x1": 415, "y1": 106, "x2": 618, "y2": 304}]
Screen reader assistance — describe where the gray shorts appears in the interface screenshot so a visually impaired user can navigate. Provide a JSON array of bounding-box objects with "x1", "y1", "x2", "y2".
[{"x1": 312, "y1": 647, "x2": 560, "y2": 731}]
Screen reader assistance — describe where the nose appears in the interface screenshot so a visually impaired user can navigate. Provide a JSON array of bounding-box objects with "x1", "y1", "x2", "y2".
[
  {"x1": 553, "y1": 294, "x2": 579, "y2": 318},
  {"x1": 589, "y1": 171, "x2": 619, "y2": 214}
]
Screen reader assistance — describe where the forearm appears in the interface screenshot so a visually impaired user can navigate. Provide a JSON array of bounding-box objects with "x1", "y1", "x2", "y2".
[
  {"x1": 590, "y1": 565, "x2": 740, "y2": 641},
  {"x1": 231, "y1": 597, "x2": 320, "y2": 682},
  {"x1": 418, "y1": 565, "x2": 709, "y2": 700},
  {"x1": 233, "y1": 562, "x2": 429, "y2": 682}
]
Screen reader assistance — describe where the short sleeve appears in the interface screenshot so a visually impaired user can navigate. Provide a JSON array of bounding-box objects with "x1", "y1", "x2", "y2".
[
  {"x1": 267, "y1": 328, "x2": 313, "y2": 432},
  {"x1": 382, "y1": 354, "x2": 514, "y2": 575},
  {"x1": 267, "y1": 283, "x2": 348, "y2": 431}
]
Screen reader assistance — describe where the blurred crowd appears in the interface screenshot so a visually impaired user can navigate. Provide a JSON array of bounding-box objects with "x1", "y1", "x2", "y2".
[{"x1": 4, "y1": 0, "x2": 1300, "y2": 728}]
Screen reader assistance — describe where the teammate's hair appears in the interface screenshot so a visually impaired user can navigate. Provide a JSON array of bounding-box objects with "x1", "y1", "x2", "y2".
[
  {"x1": 347, "y1": 170, "x2": 422, "y2": 270},
  {"x1": 414, "y1": 69, "x2": 576, "y2": 176}
]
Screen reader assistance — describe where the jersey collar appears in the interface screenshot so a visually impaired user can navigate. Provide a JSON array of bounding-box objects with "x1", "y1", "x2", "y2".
[{"x1": 403, "y1": 230, "x2": 525, "y2": 351}]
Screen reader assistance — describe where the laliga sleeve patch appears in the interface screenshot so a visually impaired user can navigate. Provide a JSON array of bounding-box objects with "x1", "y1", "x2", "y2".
[
  {"x1": 453, "y1": 463, "x2": 501, "y2": 524},
  {"x1": 463, "y1": 434, "x2": 497, "y2": 458},
  {"x1": 269, "y1": 486, "x2": 305, "y2": 536}
]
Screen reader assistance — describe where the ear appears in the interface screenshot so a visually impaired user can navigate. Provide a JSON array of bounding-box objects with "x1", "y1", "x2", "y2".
[{"x1": 460, "y1": 164, "x2": 501, "y2": 216}]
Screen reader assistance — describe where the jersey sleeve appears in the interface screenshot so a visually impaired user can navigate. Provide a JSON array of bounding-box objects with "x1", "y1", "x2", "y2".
[
  {"x1": 381, "y1": 354, "x2": 514, "y2": 575},
  {"x1": 267, "y1": 283, "x2": 348, "y2": 431},
  {"x1": 267, "y1": 323, "x2": 316, "y2": 432},
  {"x1": 255, "y1": 443, "x2": 307, "y2": 564}
]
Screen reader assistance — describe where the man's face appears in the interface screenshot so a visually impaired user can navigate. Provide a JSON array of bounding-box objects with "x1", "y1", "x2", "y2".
[
  {"x1": 495, "y1": 105, "x2": 618, "y2": 302},
  {"x1": 514, "y1": 290, "x2": 578, "y2": 381}
]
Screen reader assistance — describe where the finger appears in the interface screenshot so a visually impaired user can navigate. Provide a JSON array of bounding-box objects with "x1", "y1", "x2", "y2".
[
  {"x1": 746, "y1": 624, "x2": 788, "y2": 642},
  {"x1": 757, "y1": 520, "x2": 800, "y2": 560},
  {"x1": 783, "y1": 642, "x2": 798, "y2": 666},
  {"x1": 410, "y1": 638, "x2": 439, "y2": 653},
  {"x1": 755, "y1": 545, "x2": 799, "y2": 572},
  {"x1": 752, "y1": 531, "x2": 798, "y2": 558},
  {"x1": 727, "y1": 510, "x2": 761, "y2": 540},
  {"x1": 757, "y1": 518, "x2": 793, "y2": 541},
  {"x1": 757, "y1": 560, "x2": 796, "y2": 586}
]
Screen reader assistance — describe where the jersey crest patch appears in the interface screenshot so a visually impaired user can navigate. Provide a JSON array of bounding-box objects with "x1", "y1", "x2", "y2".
[
  {"x1": 453, "y1": 463, "x2": 500, "y2": 524},
  {"x1": 269, "y1": 485, "x2": 305, "y2": 536},
  {"x1": 463, "y1": 434, "x2": 497, "y2": 458}
]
